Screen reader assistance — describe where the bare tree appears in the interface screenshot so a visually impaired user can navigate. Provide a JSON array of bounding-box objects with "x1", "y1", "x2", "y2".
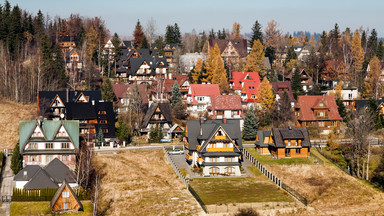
[
  {"x1": 75, "y1": 139, "x2": 94, "y2": 190},
  {"x1": 145, "y1": 17, "x2": 157, "y2": 46}
]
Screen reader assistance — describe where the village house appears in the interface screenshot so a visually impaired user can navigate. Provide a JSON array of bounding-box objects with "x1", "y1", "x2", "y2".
[
  {"x1": 254, "y1": 131, "x2": 271, "y2": 155},
  {"x1": 186, "y1": 84, "x2": 221, "y2": 116},
  {"x1": 112, "y1": 83, "x2": 149, "y2": 113},
  {"x1": 207, "y1": 95, "x2": 243, "y2": 120},
  {"x1": 141, "y1": 103, "x2": 173, "y2": 138},
  {"x1": 229, "y1": 72, "x2": 261, "y2": 108},
  {"x1": 208, "y1": 39, "x2": 248, "y2": 61},
  {"x1": 294, "y1": 95, "x2": 343, "y2": 133},
  {"x1": 324, "y1": 86, "x2": 359, "y2": 110},
  {"x1": 14, "y1": 158, "x2": 78, "y2": 189},
  {"x1": 51, "y1": 180, "x2": 83, "y2": 212},
  {"x1": 185, "y1": 119, "x2": 243, "y2": 176},
  {"x1": 57, "y1": 35, "x2": 77, "y2": 53},
  {"x1": 148, "y1": 75, "x2": 189, "y2": 102},
  {"x1": 285, "y1": 68, "x2": 314, "y2": 92},
  {"x1": 270, "y1": 81, "x2": 296, "y2": 107},
  {"x1": 268, "y1": 127, "x2": 311, "y2": 159},
  {"x1": 19, "y1": 120, "x2": 79, "y2": 169},
  {"x1": 353, "y1": 99, "x2": 384, "y2": 115}
]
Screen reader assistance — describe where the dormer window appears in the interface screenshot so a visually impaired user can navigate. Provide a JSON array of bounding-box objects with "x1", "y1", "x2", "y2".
[{"x1": 319, "y1": 102, "x2": 324, "y2": 107}]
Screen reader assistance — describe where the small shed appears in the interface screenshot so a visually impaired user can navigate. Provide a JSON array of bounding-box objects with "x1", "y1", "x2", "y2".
[{"x1": 50, "y1": 180, "x2": 83, "y2": 212}]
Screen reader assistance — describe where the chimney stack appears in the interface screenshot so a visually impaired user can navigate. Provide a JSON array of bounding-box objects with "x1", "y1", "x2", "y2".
[
  {"x1": 200, "y1": 117, "x2": 204, "y2": 136},
  {"x1": 92, "y1": 100, "x2": 95, "y2": 106},
  {"x1": 200, "y1": 117, "x2": 204, "y2": 124},
  {"x1": 66, "y1": 88, "x2": 69, "y2": 103},
  {"x1": 223, "y1": 118, "x2": 227, "y2": 124}
]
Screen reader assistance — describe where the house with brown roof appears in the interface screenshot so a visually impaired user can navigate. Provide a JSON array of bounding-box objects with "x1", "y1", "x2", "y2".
[
  {"x1": 50, "y1": 180, "x2": 83, "y2": 212},
  {"x1": 285, "y1": 69, "x2": 313, "y2": 92},
  {"x1": 186, "y1": 84, "x2": 221, "y2": 116},
  {"x1": 208, "y1": 39, "x2": 247, "y2": 61},
  {"x1": 294, "y1": 95, "x2": 343, "y2": 133},
  {"x1": 112, "y1": 83, "x2": 149, "y2": 113},
  {"x1": 148, "y1": 75, "x2": 189, "y2": 102},
  {"x1": 207, "y1": 95, "x2": 243, "y2": 119},
  {"x1": 268, "y1": 127, "x2": 311, "y2": 159},
  {"x1": 270, "y1": 81, "x2": 296, "y2": 106}
]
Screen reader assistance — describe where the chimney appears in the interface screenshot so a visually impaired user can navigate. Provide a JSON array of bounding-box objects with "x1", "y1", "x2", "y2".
[
  {"x1": 92, "y1": 100, "x2": 95, "y2": 106},
  {"x1": 223, "y1": 118, "x2": 227, "y2": 124},
  {"x1": 66, "y1": 88, "x2": 69, "y2": 103},
  {"x1": 288, "y1": 126, "x2": 292, "y2": 130},
  {"x1": 200, "y1": 117, "x2": 204, "y2": 124},
  {"x1": 200, "y1": 117, "x2": 204, "y2": 136}
]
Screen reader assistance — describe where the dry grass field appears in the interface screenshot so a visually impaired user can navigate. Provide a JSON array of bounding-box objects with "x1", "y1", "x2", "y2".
[
  {"x1": 94, "y1": 149, "x2": 202, "y2": 216},
  {"x1": 262, "y1": 150, "x2": 384, "y2": 216},
  {"x1": 0, "y1": 98, "x2": 36, "y2": 149}
]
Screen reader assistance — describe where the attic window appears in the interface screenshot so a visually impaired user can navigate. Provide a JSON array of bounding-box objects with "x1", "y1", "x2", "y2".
[
  {"x1": 62, "y1": 191, "x2": 70, "y2": 198},
  {"x1": 319, "y1": 102, "x2": 324, "y2": 107}
]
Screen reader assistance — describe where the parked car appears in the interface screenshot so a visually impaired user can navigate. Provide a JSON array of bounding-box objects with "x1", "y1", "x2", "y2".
[
  {"x1": 160, "y1": 138, "x2": 171, "y2": 143},
  {"x1": 169, "y1": 149, "x2": 184, "y2": 155}
]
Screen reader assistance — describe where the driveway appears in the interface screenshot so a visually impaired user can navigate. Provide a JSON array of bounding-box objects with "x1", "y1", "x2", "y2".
[{"x1": 0, "y1": 156, "x2": 13, "y2": 216}]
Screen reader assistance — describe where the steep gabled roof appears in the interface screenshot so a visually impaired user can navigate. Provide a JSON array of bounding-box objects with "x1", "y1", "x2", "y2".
[
  {"x1": 24, "y1": 169, "x2": 58, "y2": 189},
  {"x1": 208, "y1": 95, "x2": 243, "y2": 111},
  {"x1": 141, "y1": 103, "x2": 173, "y2": 129},
  {"x1": 50, "y1": 180, "x2": 83, "y2": 211},
  {"x1": 296, "y1": 95, "x2": 342, "y2": 121},
  {"x1": 39, "y1": 91, "x2": 101, "y2": 106},
  {"x1": 230, "y1": 72, "x2": 261, "y2": 90},
  {"x1": 188, "y1": 84, "x2": 220, "y2": 96},
  {"x1": 270, "y1": 127, "x2": 311, "y2": 148},
  {"x1": 13, "y1": 165, "x2": 42, "y2": 181},
  {"x1": 112, "y1": 83, "x2": 149, "y2": 106},
  {"x1": 254, "y1": 131, "x2": 271, "y2": 147},
  {"x1": 285, "y1": 69, "x2": 314, "y2": 86},
  {"x1": 270, "y1": 81, "x2": 296, "y2": 103},
  {"x1": 208, "y1": 39, "x2": 248, "y2": 58},
  {"x1": 44, "y1": 158, "x2": 77, "y2": 184}
]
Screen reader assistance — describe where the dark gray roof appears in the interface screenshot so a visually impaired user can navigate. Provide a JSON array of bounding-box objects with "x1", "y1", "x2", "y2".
[
  {"x1": 141, "y1": 103, "x2": 173, "y2": 129},
  {"x1": 13, "y1": 165, "x2": 41, "y2": 181},
  {"x1": 270, "y1": 128, "x2": 311, "y2": 148},
  {"x1": 354, "y1": 100, "x2": 384, "y2": 112},
  {"x1": 24, "y1": 169, "x2": 58, "y2": 189},
  {"x1": 44, "y1": 158, "x2": 77, "y2": 183},
  {"x1": 186, "y1": 119, "x2": 242, "y2": 151},
  {"x1": 50, "y1": 180, "x2": 83, "y2": 211},
  {"x1": 254, "y1": 131, "x2": 271, "y2": 147}
]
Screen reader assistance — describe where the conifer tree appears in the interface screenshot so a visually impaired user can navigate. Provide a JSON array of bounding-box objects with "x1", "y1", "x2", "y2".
[
  {"x1": 367, "y1": 29, "x2": 378, "y2": 59},
  {"x1": 243, "y1": 40, "x2": 267, "y2": 77},
  {"x1": 257, "y1": 77, "x2": 275, "y2": 112},
  {"x1": 102, "y1": 78, "x2": 114, "y2": 102},
  {"x1": 284, "y1": 46, "x2": 297, "y2": 67},
  {"x1": 209, "y1": 28, "x2": 215, "y2": 40},
  {"x1": 116, "y1": 118, "x2": 132, "y2": 144},
  {"x1": 140, "y1": 35, "x2": 149, "y2": 49},
  {"x1": 154, "y1": 36, "x2": 165, "y2": 56},
  {"x1": 149, "y1": 123, "x2": 163, "y2": 143},
  {"x1": 291, "y1": 69, "x2": 304, "y2": 99},
  {"x1": 173, "y1": 23, "x2": 181, "y2": 44},
  {"x1": 97, "y1": 128, "x2": 105, "y2": 147},
  {"x1": 242, "y1": 107, "x2": 259, "y2": 140},
  {"x1": 111, "y1": 33, "x2": 122, "y2": 61},
  {"x1": 171, "y1": 81, "x2": 182, "y2": 107},
  {"x1": 250, "y1": 20, "x2": 263, "y2": 47},
  {"x1": 377, "y1": 40, "x2": 384, "y2": 60},
  {"x1": 11, "y1": 142, "x2": 23, "y2": 175},
  {"x1": 133, "y1": 20, "x2": 144, "y2": 48},
  {"x1": 203, "y1": 44, "x2": 228, "y2": 93}
]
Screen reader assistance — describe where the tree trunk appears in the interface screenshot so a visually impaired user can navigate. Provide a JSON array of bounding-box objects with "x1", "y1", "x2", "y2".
[{"x1": 367, "y1": 141, "x2": 371, "y2": 180}]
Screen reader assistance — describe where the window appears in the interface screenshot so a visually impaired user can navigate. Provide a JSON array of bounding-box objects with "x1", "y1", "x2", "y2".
[
  {"x1": 319, "y1": 121, "x2": 324, "y2": 127},
  {"x1": 62, "y1": 191, "x2": 70, "y2": 198},
  {"x1": 211, "y1": 157, "x2": 219, "y2": 162},
  {"x1": 225, "y1": 157, "x2": 235, "y2": 162},
  {"x1": 30, "y1": 155, "x2": 36, "y2": 162},
  {"x1": 29, "y1": 143, "x2": 38, "y2": 150},
  {"x1": 348, "y1": 93, "x2": 352, "y2": 99},
  {"x1": 331, "y1": 121, "x2": 335, "y2": 126},
  {"x1": 102, "y1": 128, "x2": 109, "y2": 133},
  {"x1": 62, "y1": 155, "x2": 69, "y2": 161},
  {"x1": 99, "y1": 120, "x2": 108, "y2": 124},
  {"x1": 98, "y1": 110, "x2": 107, "y2": 114},
  {"x1": 45, "y1": 143, "x2": 53, "y2": 149},
  {"x1": 318, "y1": 112, "x2": 325, "y2": 117},
  {"x1": 296, "y1": 149, "x2": 301, "y2": 154},
  {"x1": 251, "y1": 95, "x2": 256, "y2": 99},
  {"x1": 61, "y1": 143, "x2": 70, "y2": 149},
  {"x1": 46, "y1": 155, "x2": 53, "y2": 163},
  {"x1": 63, "y1": 202, "x2": 68, "y2": 210}
]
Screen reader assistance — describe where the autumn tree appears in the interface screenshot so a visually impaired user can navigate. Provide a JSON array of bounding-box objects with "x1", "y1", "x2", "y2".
[
  {"x1": 190, "y1": 57, "x2": 203, "y2": 83},
  {"x1": 243, "y1": 40, "x2": 267, "y2": 77},
  {"x1": 264, "y1": 20, "x2": 282, "y2": 50},
  {"x1": 364, "y1": 56, "x2": 381, "y2": 98},
  {"x1": 202, "y1": 44, "x2": 228, "y2": 93},
  {"x1": 250, "y1": 20, "x2": 263, "y2": 47},
  {"x1": 257, "y1": 77, "x2": 275, "y2": 112},
  {"x1": 230, "y1": 22, "x2": 242, "y2": 39},
  {"x1": 284, "y1": 46, "x2": 297, "y2": 67},
  {"x1": 351, "y1": 29, "x2": 365, "y2": 87},
  {"x1": 133, "y1": 20, "x2": 145, "y2": 48}
]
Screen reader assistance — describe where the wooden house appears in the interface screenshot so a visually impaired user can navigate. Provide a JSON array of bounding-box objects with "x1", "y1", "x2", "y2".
[
  {"x1": 50, "y1": 180, "x2": 83, "y2": 212},
  {"x1": 185, "y1": 119, "x2": 243, "y2": 176},
  {"x1": 254, "y1": 131, "x2": 271, "y2": 155},
  {"x1": 294, "y1": 95, "x2": 342, "y2": 133},
  {"x1": 207, "y1": 95, "x2": 243, "y2": 119},
  {"x1": 285, "y1": 69, "x2": 313, "y2": 92},
  {"x1": 141, "y1": 103, "x2": 173, "y2": 137},
  {"x1": 208, "y1": 39, "x2": 248, "y2": 61},
  {"x1": 268, "y1": 127, "x2": 311, "y2": 159}
]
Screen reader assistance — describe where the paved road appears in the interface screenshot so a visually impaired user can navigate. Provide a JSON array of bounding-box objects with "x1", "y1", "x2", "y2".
[
  {"x1": 94, "y1": 144, "x2": 184, "y2": 153},
  {"x1": 0, "y1": 156, "x2": 13, "y2": 216}
]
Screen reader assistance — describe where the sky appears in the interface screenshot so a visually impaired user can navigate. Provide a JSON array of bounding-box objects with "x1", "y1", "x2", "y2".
[{"x1": 5, "y1": 0, "x2": 384, "y2": 38}]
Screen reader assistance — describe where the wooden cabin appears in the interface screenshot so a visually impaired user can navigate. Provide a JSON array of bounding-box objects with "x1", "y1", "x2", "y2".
[
  {"x1": 50, "y1": 180, "x2": 83, "y2": 212},
  {"x1": 268, "y1": 127, "x2": 311, "y2": 159},
  {"x1": 254, "y1": 131, "x2": 271, "y2": 155}
]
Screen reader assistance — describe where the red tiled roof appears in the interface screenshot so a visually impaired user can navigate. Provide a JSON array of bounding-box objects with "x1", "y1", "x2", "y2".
[
  {"x1": 189, "y1": 84, "x2": 220, "y2": 96},
  {"x1": 112, "y1": 83, "x2": 148, "y2": 106},
  {"x1": 230, "y1": 72, "x2": 261, "y2": 90},
  {"x1": 209, "y1": 95, "x2": 243, "y2": 110},
  {"x1": 112, "y1": 84, "x2": 129, "y2": 99},
  {"x1": 296, "y1": 95, "x2": 342, "y2": 121},
  {"x1": 270, "y1": 81, "x2": 296, "y2": 102},
  {"x1": 242, "y1": 82, "x2": 259, "y2": 103}
]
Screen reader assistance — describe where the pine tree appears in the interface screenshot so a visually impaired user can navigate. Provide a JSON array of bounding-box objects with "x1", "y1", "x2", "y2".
[
  {"x1": 116, "y1": 118, "x2": 132, "y2": 144},
  {"x1": 154, "y1": 36, "x2": 165, "y2": 56},
  {"x1": 257, "y1": 77, "x2": 275, "y2": 112},
  {"x1": 367, "y1": 29, "x2": 378, "y2": 59},
  {"x1": 290, "y1": 69, "x2": 304, "y2": 99},
  {"x1": 242, "y1": 107, "x2": 259, "y2": 140},
  {"x1": 250, "y1": 20, "x2": 263, "y2": 47},
  {"x1": 133, "y1": 20, "x2": 144, "y2": 48},
  {"x1": 111, "y1": 32, "x2": 122, "y2": 60},
  {"x1": 149, "y1": 123, "x2": 163, "y2": 143},
  {"x1": 11, "y1": 142, "x2": 23, "y2": 175},
  {"x1": 171, "y1": 81, "x2": 182, "y2": 107},
  {"x1": 377, "y1": 40, "x2": 384, "y2": 60},
  {"x1": 102, "y1": 78, "x2": 114, "y2": 102},
  {"x1": 173, "y1": 23, "x2": 181, "y2": 44},
  {"x1": 336, "y1": 97, "x2": 347, "y2": 119},
  {"x1": 209, "y1": 28, "x2": 215, "y2": 40},
  {"x1": 243, "y1": 40, "x2": 267, "y2": 77},
  {"x1": 284, "y1": 46, "x2": 297, "y2": 67},
  {"x1": 140, "y1": 35, "x2": 149, "y2": 49},
  {"x1": 97, "y1": 128, "x2": 105, "y2": 147}
]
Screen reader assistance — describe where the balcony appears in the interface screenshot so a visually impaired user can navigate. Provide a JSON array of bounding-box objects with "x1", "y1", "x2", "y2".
[
  {"x1": 207, "y1": 147, "x2": 233, "y2": 152},
  {"x1": 214, "y1": 135, "x2": 226, "y2": 140},
  {"x1": 186, "y1": 153, "x2": 193, "y2": 160}
]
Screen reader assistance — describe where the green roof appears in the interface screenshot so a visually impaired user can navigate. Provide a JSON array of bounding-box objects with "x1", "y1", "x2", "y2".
[{"x1": 19, "y1": 120, "x2": 80, "y2": 152}]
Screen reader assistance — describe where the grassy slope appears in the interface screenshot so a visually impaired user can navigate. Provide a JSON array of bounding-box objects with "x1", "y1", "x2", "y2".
[
  {"x1": 190, "y1": 177, "x2": 293, "y2": 205},
  {"x1": 10, "y1": 200, "x2": 92, "y2": 216},
  {"x1": 94, "y1": 149, "x2": 201, "y2": 216},
  {"x1": 246, "y1": 147, "x2": 384, "y2": 215},
  {"x1": 0, "y1": 98, "x2": 36, "y2": 149}
]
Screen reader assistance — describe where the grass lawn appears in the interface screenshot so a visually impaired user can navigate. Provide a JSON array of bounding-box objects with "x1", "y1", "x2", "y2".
[
  {"x1": 10, "y1": 200, "x2": 92, "y2": 216},
  {"x1": 189, "y1": 177, "x2": 293, "y2": 205},
  {"x1": 245, "y1": 147, "x2": 315, "y2": 165}
]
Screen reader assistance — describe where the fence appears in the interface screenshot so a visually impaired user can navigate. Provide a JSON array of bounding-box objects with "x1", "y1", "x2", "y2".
[
  {"x1": 162, "y1": 147, "x2": 208, "y2": 213},
  {"x1": 0, "y1": 195, "x2": 11, "y2": 202},
  {"x1": 242, "y1": 148, "x2": 308, "y2": 206}
]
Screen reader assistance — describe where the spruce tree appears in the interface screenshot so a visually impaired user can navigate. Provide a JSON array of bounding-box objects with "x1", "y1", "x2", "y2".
[
  {"x1": 102, "y1": 78, "x2": 114, "y2": 102},
  {"x1": 140, "y1": 35, "x2": 149, "y2": 49},
  {"x1": 250, "y1": 20, "x2": 263, "y2": 47},
  {"x1": 97, "y1": 127, "x2": 105, "y2": 147},
  {"x1": 165, "y1": 25, "x2": 174, "y2": 44},
  {"x1": 111, "y1": 32, "x2": 122, "y2": 60},
  {"x1": 173, "y1": 23, "x2": 181, "y2": 44},
  {"x1": 116, "y1": 118, "x2": 132, "y2": 144},
  {"x1": 336, "y1": 97, "x2": 347, "y2": 120},
  {"x1": 291, "y1": 69, "x2": 304, "y2": 99},
  {"x1": 376, "y1": 40, "x2": 384, "y2": 60},
  {"x1": 154, "y1": 36, "x2": 165, "y2": 56},
  {"x1": 171, "y1": 81, "x2": 182, "y2": 107},
  {"x1": 242, "y1": 107, "x2": 259, "y2": 140},
  {"x1": 11, "y1": 142, "x2": 22, "y2": 175}
]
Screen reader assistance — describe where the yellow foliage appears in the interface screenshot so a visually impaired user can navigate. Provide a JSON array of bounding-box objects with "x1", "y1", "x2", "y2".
[
  {"x1": 203, "y1": 44, "x2": 228, "y2": 93},
  {"x1": 351, "y1": 29, "x2": 365, "y2": 85},
  {"x1": 334, "y1": 81, "x2": 343, "y2": 99},
  {"x1": 230, "y1": 22, "x2": 242, "y2": 40},
  {"x1": 364, "y1": 56, "x2": 381, "y2": 98},
  {"x1": 192, "y1": 58, "x2": 203, "y2": 84},
  {"x1": 243, "y1": 40, "x2": 267, "y2": 77},
  {"x1": 285, "y1": 59, "x2": 298, "y2": 72},
  {"x1": 86, "y1": 26, "x2": 98, "y2": 60},
  {"x1": 257, "y1": 77, "x2": 275, "y2": 112}
]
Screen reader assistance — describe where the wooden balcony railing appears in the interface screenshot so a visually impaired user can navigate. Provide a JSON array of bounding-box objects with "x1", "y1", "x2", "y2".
[
  {"x1": 186, "y1": 153, "x2": 193, "y2": 160},
  {"x1": 207, "y1": 147, "x2": 233, "y2": 152},
  {"x1": 214, "y1": 135, "x2": 226, "y2": 140}
]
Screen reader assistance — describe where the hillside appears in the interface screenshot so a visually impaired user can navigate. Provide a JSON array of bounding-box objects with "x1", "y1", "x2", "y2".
[
  {"x1": 94, "y1": 149, "x2": 202, "y2": 216},
  {"x1": 0, "y1": 98, "x2": 37, "y2": 149}
]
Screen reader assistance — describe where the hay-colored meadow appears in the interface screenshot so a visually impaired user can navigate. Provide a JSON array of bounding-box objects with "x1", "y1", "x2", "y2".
[
  {"x1": 94, "y1": 149, "x2": 202, "y2": 216},
  {"x1": 0, "y1": 98, "x2": 36, "y2": 149}
]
